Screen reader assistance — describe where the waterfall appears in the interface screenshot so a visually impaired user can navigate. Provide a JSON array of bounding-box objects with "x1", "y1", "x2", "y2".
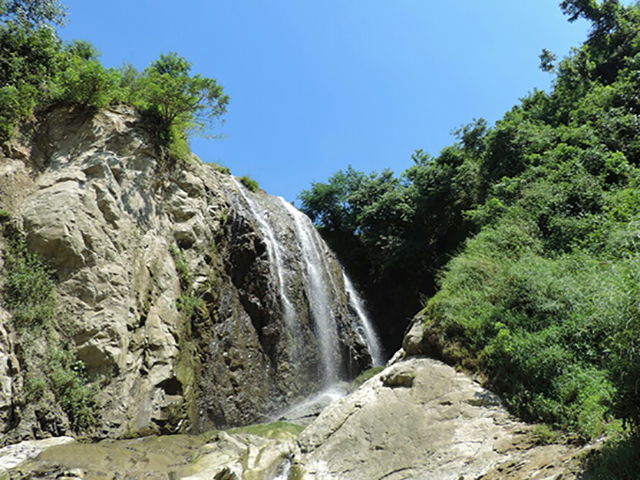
[
  {"x1": 279, "y1": 198, "x2": 342, "y2": 387},
  {"x1": 229, "y1": 176, "x2": 383, "y2": 394},
  {"x1": 343, "y1": 273, "x2": 384, "y2": 366},
  {"x1": 230, "y1": 177, "x2": 298, "y2": 334}
]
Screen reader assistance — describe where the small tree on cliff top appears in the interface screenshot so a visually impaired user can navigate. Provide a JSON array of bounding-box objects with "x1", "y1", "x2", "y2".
[{"x1": 139, "y1": 52, "x2": 229, "y2": 156}]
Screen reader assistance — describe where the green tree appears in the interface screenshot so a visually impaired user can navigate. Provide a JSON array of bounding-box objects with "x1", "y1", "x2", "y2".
[
  {"x1": 0, "y1": 0, "x2": 67, "y2": 28},
  {"x1": 138, "y1": 52, "x2": 229, "y2": 153},
  {"x1": 0, "y1": 18, "x2": 62, "y2": 138},
  {"x1": 52, "y1": 40, "x2": 122, "y2": 108}
]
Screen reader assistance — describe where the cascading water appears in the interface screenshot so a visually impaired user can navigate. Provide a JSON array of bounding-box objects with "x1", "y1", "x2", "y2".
[
  {"x1": 229, "y1": 176, "x2": 306, "y2": 381},
  {"x1": 343, "y1": 273, "x2": 385, "y2": 366},
  {"x1": 279, "y1": 198, "x2": 342, "y2": 387},
  {"x1": 229, "y1": 176, "x2": 382, "y2": 399},
  {"x1": 230, "y1": 177, "x2": 297, "y2": 331}
]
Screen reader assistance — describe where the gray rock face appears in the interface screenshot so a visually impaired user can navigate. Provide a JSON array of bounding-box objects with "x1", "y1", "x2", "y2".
[
  {"x1": 295, "y1": 357, "x2": 584, "y2": 480},
  {"x1": 0, "y1": 105, "x2": 372, "y2": 440},
  {"x1": 0, "y1": 358, "x2": 588, "y2": 480}
]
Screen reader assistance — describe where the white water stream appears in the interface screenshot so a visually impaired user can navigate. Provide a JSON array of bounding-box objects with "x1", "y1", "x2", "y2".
[
  {"x1": 343, "y1": 273, "x2": 384, "y2": 366},
  {"x1": 230, "y1": 177, "x2": 297, "y2": 332},
  {"x1": 231, "y1": 177, "x2": 383, "y2": 393},
  {"x1": 279, "y1": 198, "x2": 342, "y2": 387}
]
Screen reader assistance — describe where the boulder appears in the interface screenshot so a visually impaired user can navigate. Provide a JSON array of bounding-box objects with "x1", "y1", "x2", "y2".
[{"x1": 296, "y1": 357, "x2": 584, "y2": 480}]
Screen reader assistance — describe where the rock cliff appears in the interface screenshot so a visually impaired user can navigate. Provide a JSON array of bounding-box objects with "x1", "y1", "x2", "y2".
[
  {"x1": 0, "y1": 106, "x2": 593, "y2": 480},
  {"x1": 0, "y1": 105, "x2": 373, "y2": 442}
]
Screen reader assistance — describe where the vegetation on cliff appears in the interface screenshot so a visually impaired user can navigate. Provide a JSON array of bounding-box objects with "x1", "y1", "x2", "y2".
[
  {"x1": 300, "y1": 0, "x2": 640, "y2": 451},
  {"x1": 0, "y1": 213, "x2": 99, "y2": 438},
  {"x1": 0, "y1": 0, "x2": 228, "y2": 160}
]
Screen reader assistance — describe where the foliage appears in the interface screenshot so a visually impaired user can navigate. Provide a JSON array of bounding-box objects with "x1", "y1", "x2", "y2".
[
  {"x1": 351, "y1": 366, "x2": 385, "y2": 390},
  {"x1": 169, "y1": 244, "x2": 192, "y2": 289},
  {"x1": 170, "y1": 244, "x2": 208, "y2": 323},
  {"x1": 136, "y1": 52, "x2": 229, "y2": 153},
  {"x1": 239, "y1": 175, "x2": 259, "y2": 192},
  {"x1": 584, "y1": 434, "x2": 640, "y2": 480},
  {"x1": 2, "y1": 235, "x2": 56, "y2": 329},
  {"x1": 176, "y1": 293, "x2": 207, "y2": 319},
  {"x1": 299, "y1": 0, "x2": 640, "y2": 443},
  {"x1": 0, "y1": 20, "x2": 62, "y2": 139},
  {"x1": 213, "y1": 163, "x2": 231, "y2": 175},
  {"x1": 1, "y1": 224, "x2": 98, "y2": 434},
  {"x1": 0, "y1": 3, "x2": 228, "y2": 160},
  {"x1": 299, "y1": 130, "x2": 482, "y2": 347},
  {"x1": 52, "y1": 44, "x2": 122, "y2": 109},
  {"x1": 0, "y1": 0, "x2": 67, "y2": 28},
  {"x1": 47, "y1": 348, "x2": 98, "y2": 432}
]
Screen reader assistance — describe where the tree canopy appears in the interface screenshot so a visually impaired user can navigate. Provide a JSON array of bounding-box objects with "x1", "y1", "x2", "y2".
[
  {"x1": 138, "y1": 52, "x2": 229, "y2": 151},
  {"x1": 0, "y1": 0, "x2": 66, "y2": 28},
  {"x1": 299, "y1": 0, "x2": 640, "y2": 449},
  {"x1": 0, "y1": 3, "x2": 228, "y2": 163}
]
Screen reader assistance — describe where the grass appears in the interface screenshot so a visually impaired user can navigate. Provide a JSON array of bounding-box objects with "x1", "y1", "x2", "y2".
[
  {"x1": 583, "y1": 433, "x2": 640, "y2": 480},
  {"x1": 239, "y1": 175, "x2": 259, "y2": 192},
  {"x1": 169, "y1": 244, "x2": 192, "y2": 288},
  {"x1": 2, "y1": 236, "x2": 57, "y2": 330},
  {"x1": 351, "y1": 366, "x2": 385, "y2": 390},
  {"x1": 1, "y1": 224, "x2": 99, "y2": 435},
  {"x1": 213, "y1": 163, "x2": 231, "y2": 175}
]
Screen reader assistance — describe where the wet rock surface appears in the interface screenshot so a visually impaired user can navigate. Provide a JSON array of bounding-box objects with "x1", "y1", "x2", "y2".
[
  {"x1": 0, "y1": 431, "x2": 296, "y2": 480},
  {"x1": 0, "y1": 359, "x2": 589, "y2": 480}
]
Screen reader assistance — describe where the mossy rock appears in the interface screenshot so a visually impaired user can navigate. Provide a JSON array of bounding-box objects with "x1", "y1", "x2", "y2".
[
  {"x1": 351, "y1": 366, "x2": 385, "y2": 391},
  {"x1": 202, "y1": 421, "x2": 304, "y2": 442}
]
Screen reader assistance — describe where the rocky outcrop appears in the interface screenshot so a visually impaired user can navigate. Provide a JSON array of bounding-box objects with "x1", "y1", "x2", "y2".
[
  {"x1": 294, "y1": 357, "x2": 586, "y2": 480},
  {"x1": 0, "y1": 358, "x2": 589, "y2": 480},
  {"x1": 0, "y1": 105, "x2": 372, "y2": 441},
  {"x1": 0, "y1": 430, "x2": 296, "y2": 480}
]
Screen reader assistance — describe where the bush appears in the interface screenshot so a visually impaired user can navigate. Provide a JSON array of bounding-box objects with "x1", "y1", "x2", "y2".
[
  {"x1": 423, "y1": 220, "x2": 636, "y2": 439},
  {"x1": 1, "y1": 227, "x2": 98, "y2": 435},
  {"x1": 584, "y1": 434, "x2": 640, "y2": 480},
  {"x1": 47, "y1": 348, "x2": 98, "y2": 432},
  {"x1": 239, "y1": 175, "x2": 259, "y2": 192},
  {"x1": 2, "y1": 236, "x2": 57, "y2": 330},
  {"x1": 213, "y1": 163, "x2": 231, "y2": 175},
  {"x1": 169, "y1": 244, "x2": 191, "y2": 289},
  {"x1": 0, "y1": 21, "x2": 62, "y2": 139},
  {"x1": 52, "y1": 56, "x2": 122, "y2": 109}
]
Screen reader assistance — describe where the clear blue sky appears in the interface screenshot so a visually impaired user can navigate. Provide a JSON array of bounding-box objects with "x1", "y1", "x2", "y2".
[{"x1": 59, "y1": 1, "x2": 597, "y2": 203}]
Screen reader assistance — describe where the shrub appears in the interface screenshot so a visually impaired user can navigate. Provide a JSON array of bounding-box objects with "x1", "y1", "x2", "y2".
[
  {"x1": 423, "y1": 221, "x2": 634, "y2": 439},
  {"x1": 52, "y1": 42, "x2": 122, "y2": 109},
  {"x1": 0, "y1": 209, "x2": 11, "y2": 223},
  {"x1": 0, "y1": 21, "x2": 62, "y2": 140},
  {"x1": 176, "y1": 293, "x2": 206, "y2": 319},
  {"x1": 213, "y1": 163, "x2": 231, "y2": 175},
  {"x1": 2, "y1": 236, "x2": 57, "y2": 330},
  {"x1": 1, "y1": 227, "x2": 98, "y2": 435},
  {"x1": 169, "y1": 244, "x2": 191, "y2": 289},
  {"x1": 239, "y1": 175, "x2": 259, "y2": 192},
  {"x1": 47, "y1": 348, "x2": 98, "y2": 432},
  {"x1": 584, "y1": 434, "x2": 640, "y2": 480}
]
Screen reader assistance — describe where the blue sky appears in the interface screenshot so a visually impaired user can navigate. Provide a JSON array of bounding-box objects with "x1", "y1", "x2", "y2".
[{"x1": 59, "y1": 1, "x2": 596, "y2": 202}]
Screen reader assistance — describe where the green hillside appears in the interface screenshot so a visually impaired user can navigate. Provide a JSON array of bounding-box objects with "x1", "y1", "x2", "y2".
[{"x1": 301, "y1": 0, "x2": 640, "y2": 461}]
